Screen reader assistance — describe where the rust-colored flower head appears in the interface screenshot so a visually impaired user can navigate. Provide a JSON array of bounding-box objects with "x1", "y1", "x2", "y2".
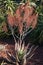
[{"x1": 7, "y1": 2, "x2": 38, "y2": 34}]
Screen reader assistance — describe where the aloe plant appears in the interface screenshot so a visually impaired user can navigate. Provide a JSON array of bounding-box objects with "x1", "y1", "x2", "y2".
[
  {"x1": 0, "y1": 0, "x2": 43, "y2": 65},
  {"x1": 6, "y1": 42, "x2": 38, "y2": 65}
]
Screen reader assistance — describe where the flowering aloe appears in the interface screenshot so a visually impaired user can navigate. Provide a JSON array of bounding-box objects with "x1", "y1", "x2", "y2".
[
  {"x1": 0, "y1": 1, "x2": 39, "y2": 65},
  {"x1": 5, "y1": 2, "x2": 38, "y2": 65}
]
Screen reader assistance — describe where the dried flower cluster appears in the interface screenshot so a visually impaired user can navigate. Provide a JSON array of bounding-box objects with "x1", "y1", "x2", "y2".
[{"x1": 7, "y1": 2, "x2": 38, "y2": 34}]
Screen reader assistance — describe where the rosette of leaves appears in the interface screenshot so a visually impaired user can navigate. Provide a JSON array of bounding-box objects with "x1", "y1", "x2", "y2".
[{"x1": 5, "y1": 42, "x2": 38, "y2": 65}]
